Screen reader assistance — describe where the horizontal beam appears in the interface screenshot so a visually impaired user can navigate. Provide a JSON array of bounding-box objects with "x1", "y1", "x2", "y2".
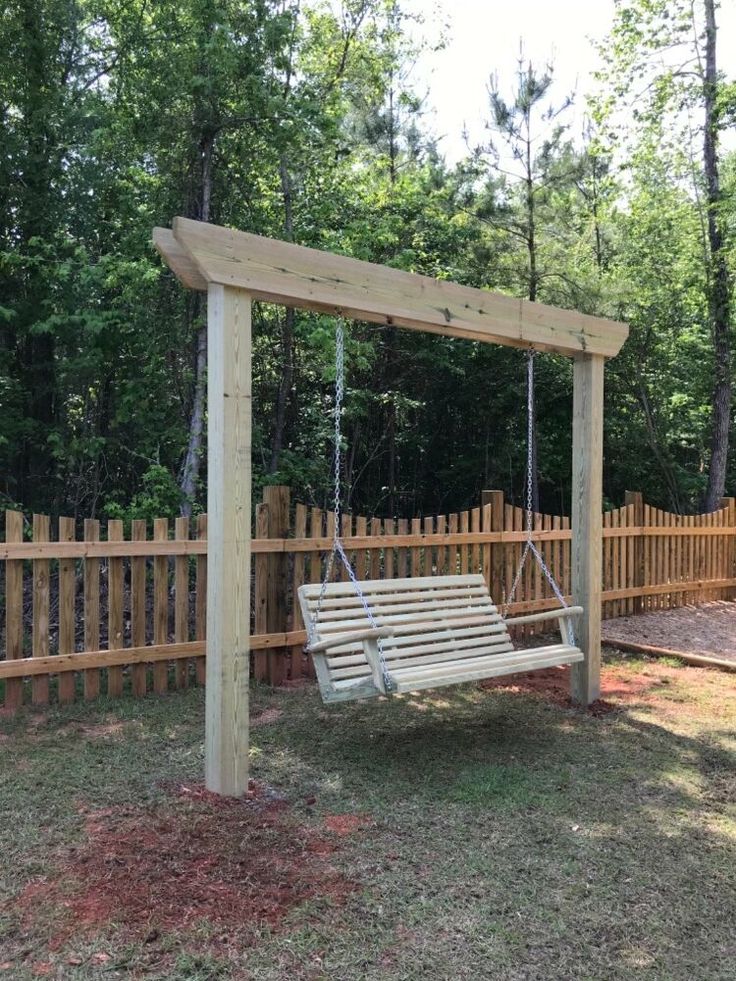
[
  {"x1": 600, "y1": 637, "x2": 736, "y2": 673},
  {"x1": 2, "y1": 524, "x2": 734, "y2": 560},
  {"x1": 3, "y1": 574, "x2": 734, "y2": 681},
  {"x1": 153, "y1": 218, "x2": 629, "y2": 358}
]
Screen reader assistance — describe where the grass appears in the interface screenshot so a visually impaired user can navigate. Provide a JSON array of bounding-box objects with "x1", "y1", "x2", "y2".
[{"x1": 1, "y1": 652, "x2": 735, "y2": 979}]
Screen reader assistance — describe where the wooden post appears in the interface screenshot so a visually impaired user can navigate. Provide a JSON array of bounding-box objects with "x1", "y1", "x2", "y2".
[
  {"x1": 205, "y1": 284, "x2": 251, "y2": 797},
  {"x1": 570, "y1": 354, "x2": 604, "y2": 705}
]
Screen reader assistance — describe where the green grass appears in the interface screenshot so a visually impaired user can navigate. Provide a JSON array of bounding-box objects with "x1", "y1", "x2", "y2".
[{"x1": 1, "y1": 654, "x2": 735, "y2": 979}]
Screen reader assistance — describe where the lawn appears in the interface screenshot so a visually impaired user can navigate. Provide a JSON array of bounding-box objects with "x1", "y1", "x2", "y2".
[{"x1": 1, "y1": 652, "x2": 735, "y2": 980}]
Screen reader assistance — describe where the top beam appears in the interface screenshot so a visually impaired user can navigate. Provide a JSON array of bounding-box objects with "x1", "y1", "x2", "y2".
[{"x1": 153, "y1": 218, "x2": 628, "y2": 357}]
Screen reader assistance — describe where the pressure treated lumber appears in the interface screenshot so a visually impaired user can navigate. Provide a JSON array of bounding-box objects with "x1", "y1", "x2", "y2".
[
  {"x1": 570, "y1": 353, "x2": 605, "y2": 705},
  {"x1": 601, "y1": 637, "x2": 736, "y2": 673},
  {"x1": 299, "y1": 574, "x2": 584, "y2": 704},
  {"x1": 204, "y1": 284, "x2": 251, "y2": 796},
  {"x1": 154, "y1": 218, "x2": 628, "y2": 358}
]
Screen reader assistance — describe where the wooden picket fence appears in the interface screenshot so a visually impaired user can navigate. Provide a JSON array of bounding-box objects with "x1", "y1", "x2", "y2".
[{"x1": 1, "y1": 487, "x2": 735, "y2": 711}]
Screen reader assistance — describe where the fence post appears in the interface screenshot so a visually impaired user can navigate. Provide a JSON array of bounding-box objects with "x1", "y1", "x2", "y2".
[
  {"x1": 482, "y1": 491, "x2": 504, "y2": 598},
  {"x1": 263, "y1": 485, "x2": 290, "y2": 686},
  {"x1": 625, "y1": 491, "x2": 644, "y2": 614}
]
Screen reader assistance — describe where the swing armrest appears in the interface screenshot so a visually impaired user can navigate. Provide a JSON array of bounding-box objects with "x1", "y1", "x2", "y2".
[
  {"x1": 307, "y1": 626, "x2": 395, "y2": 655},
  {"x1": 504, "y1": 606, "x2": 584, "y2": 629}
]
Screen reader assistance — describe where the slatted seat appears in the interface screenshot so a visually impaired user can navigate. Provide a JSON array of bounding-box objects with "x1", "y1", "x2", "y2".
[{"x1": 299, "y1": 574, "x2": 584, "y2": 704}]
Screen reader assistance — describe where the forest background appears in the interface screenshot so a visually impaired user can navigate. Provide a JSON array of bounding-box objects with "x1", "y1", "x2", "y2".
[{"x1": 2, "y1": 0, "x2": 735, "y2": 524}]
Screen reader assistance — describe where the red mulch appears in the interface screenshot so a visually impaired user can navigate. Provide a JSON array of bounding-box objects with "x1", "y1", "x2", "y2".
[
  {"x1": 13, "y1": 782, "x2": 358, "y2": 952},
  {"x1": 480, "y1": 664, "x2": 674, "y2": 715}
]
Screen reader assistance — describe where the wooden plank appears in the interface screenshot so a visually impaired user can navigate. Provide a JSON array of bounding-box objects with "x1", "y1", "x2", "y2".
[
  {"x1": 612, "y1": 508, "x2": 621, "y2": 620},
  {"x1": 83, "y1": 518, "x2": 101, "y2": 700},
  {"x1": 384, "y1": 517, "x2": 395, "y2": 578},
  {"x1": 58, "y1": 517, "x2": 76, "y2": 705},
  {"x1": 4, "y1": 511, "x2": 24, "y2": 710},
  {"x1": 3, "y1": 522, "x2": 729, "y2": 560},
  {"x1": 254, "y1": 502, "x2": 269, "y2": 681},
  {"x1": 370, "y1": 518, "x2": 382, "y2": 578},
  {"x1": 107, "y1": 519, "x2": 125, "y2": 698},
  {"x1": 341, "y1": 513, "x2": 352, "y2": 583},
  {"x1": 355, "y1": 515, "x2": 368, "y2": 580},
  {"x1": 291, "y1": 503, "x2": 308, "y2": 679},
  {"x1": 601, "y1": 637, "x2": 736, "y2": 673},
  {"x1": 459, "y1": 510, "x2": 469, "y2": 575},
  {"x1": 472, "y1": 508, "x2": 484, "y2": 577},
  {"x1": 204, "y1": 283, "x2": 251, "y2": 796},
  {"x1": 152, "y1": 226, "x2": 208, "y2": 290},
  {"x1": 153, "y1": 518, "x2": 169, "y2": 693},
  {"x1": 174, "y1": 516, "x2": 190, "y2": 689},
  {"x1": 131, "y1": 519, "x2": 148, "y2": 697},
  {"x1": 31, "y1": 514, "x2": 51, "y2": 705},
  {"x1": 264, "y1": 485, "x2": 289, "y2": 686},
  {"x1": 164, "y1": 218, "x2": 629, "y2": 358},
  {"x1": 398, "y1": 519, "x2": 409, "y2": 577},
  {"x1": 195, "y1": 514, "x2": 208, "y2": 685},
  {"x1": 423, "y1": 516, "x2": 434, "y2": 576},
  {"x1": 570, "y1": 353, "x2": 604, "y2": 706}
]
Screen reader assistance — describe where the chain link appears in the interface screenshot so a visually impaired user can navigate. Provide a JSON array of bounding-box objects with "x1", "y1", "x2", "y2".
[
  {"x1": 504, "y1": 350, "x2": 575, "y2": 645},
  {"x1": 307, "y1": 319, "x2": 394, "y2": 693}
]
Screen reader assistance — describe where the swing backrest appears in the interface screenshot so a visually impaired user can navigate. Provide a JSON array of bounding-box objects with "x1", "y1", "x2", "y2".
[{"x1": 299, "y1": 574, "x2": 514, "y2": 696}]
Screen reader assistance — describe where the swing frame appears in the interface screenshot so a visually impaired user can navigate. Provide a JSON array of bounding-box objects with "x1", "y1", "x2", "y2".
[{"x1": 154, "y1": 217, "x2": 629, "y2": 797}]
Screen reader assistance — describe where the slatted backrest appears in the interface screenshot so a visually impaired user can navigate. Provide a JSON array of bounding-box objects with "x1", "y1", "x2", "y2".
[{"x1": 298, "y1": 575, "x2": 513, "y2": 687}]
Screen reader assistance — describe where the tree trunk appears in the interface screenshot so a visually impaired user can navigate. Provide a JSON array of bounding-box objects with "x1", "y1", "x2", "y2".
[
  {"x1": 702, "y1": 0, "x2": 732, "y2": 512},
  {"x1": 179, "y1": 132, "x2": 215, "y2": 514},
  {"x1": 269, "y1": 156, "x2": 296, "y2": 474}
]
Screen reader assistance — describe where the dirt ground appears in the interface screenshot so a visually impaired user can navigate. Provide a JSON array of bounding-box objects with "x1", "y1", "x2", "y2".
[{"x1": 602, "y1": 600, "x2": 736, "y2": 661}]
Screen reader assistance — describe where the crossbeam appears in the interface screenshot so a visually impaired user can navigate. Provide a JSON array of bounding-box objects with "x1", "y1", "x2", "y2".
[{"x1": 154, "y1": 219, "x2": 628, "y2": 357}]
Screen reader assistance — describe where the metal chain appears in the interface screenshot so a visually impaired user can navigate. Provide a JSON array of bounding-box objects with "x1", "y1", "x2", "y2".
[
  {"x1": 504, "y1": 350, "x2": 575, "y2": 644},
  {"x1": 307, "y1": 318, "x2": 394, "y2": 692}
]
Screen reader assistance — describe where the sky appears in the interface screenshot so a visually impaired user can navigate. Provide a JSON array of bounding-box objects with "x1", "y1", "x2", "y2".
[{"x1": 400, "y1": 0, "x2": 736, "y2": 164}]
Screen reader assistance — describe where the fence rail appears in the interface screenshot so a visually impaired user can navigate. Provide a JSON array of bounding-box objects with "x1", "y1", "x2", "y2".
[{"x1": 1, "y1": 487, "x2": 735, "y2": 711}]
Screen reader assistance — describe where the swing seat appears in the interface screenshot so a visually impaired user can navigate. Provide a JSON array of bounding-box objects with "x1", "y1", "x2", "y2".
[{"x1": 299, "y1": 574, "x2": 584, "y2": 704}]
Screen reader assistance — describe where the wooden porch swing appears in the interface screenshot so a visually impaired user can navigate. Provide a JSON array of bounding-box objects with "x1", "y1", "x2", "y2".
[
  {"x1": 153, "y1": 217, "x2": 628, "y2": 796},
  {"x1": 299, "y1": 321, "x2": 584, "y2": 704}
]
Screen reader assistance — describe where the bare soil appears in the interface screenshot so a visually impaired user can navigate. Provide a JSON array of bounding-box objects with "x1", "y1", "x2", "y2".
[{"x1": 602, "y1": 600, "x2": 736, "y2": 662}]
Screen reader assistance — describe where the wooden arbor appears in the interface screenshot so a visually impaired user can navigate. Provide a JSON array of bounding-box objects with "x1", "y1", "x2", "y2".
[{"x1": 154, "y1": 217, "x2": 629, "y2": 797}]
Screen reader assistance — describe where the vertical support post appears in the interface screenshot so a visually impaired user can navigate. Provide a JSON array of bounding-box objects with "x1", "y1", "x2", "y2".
[
  {"x1": 570, "y1": 353, "x2": 605, "y2": 705},
  {"x1": 205, "y1": 284, "x2": 251, "y2": 797}
]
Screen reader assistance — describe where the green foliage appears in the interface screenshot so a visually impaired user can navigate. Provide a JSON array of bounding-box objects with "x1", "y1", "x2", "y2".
[{"x1": 0, "y1": 0, "x2": 734, "y2": 519}]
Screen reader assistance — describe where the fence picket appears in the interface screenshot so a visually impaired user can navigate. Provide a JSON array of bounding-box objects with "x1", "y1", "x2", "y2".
[
  {"x1": 107, "y1": 520, "x2": 125, "y2": 698},
  {"x1": 153, "y1": 517, "x2": 169, "y2": 694},
  {"x1": 174, "y1": 516, "x2": 190, "y2": 689},
  {"x1": 84, "y1": 518, "x2": 101, "y2": 700},
  {"x1": 131, "y1": 520, "x2": 148, "y2": 697},
  {"x1": 5, "y1": 510, "x2": 24, "y2": 710},
  {"x1": 58, "y1": 517, "x2": 76, "y2": 705}
]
